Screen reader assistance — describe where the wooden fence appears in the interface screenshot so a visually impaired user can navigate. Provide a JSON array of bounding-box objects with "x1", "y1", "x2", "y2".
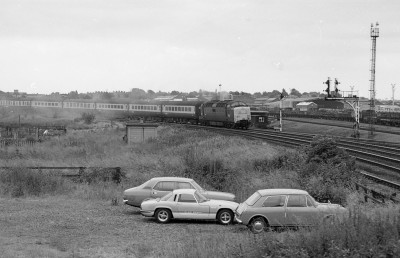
[
  {"x1": 355, "y1": 183, "x2": 400, "y2": 204},
  {"x1": 0, "y1": 139, "x2": 36, "y2": 147}
]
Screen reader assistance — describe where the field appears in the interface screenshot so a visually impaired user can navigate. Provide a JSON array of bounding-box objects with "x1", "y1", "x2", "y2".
[{"x1": 1, "y1": 112, "x2": 400, "y2": 257}]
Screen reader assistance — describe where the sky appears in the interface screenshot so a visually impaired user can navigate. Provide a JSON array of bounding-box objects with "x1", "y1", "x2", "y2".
[{"x1": 0, "y1": 0, "x2": 399, "y2": 100}]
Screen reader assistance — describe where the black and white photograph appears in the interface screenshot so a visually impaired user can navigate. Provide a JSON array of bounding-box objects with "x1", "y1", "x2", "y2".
[{"x1": 1, "y1": 0, "x2": 400, "y2": 257}]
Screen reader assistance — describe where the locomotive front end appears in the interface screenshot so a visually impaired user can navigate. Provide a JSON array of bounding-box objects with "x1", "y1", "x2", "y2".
[{"x1": 232, "y1": 106, "x2": 251, "y2": 129}]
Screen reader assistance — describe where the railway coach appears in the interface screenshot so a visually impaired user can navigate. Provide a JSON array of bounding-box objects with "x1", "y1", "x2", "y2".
[{"x1": 160, "y1": 101, "x2": 203, "y2": 124}]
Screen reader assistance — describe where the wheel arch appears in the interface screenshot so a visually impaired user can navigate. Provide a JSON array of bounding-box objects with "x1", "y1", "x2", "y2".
[
  {"x1": 154, "y1": 207, "x2": 174, "y2": 218},
  {"x1": 249, "y1": 214, "x2": 270, "y2": 226},
  {"x1": 216, "y1": 208, "x2": 234, "y2": 218}
]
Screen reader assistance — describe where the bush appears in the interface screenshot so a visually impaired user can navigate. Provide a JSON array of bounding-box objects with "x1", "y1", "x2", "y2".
[
  {"x1": 297, "y1": 136, "x2": 358, "y2": 204},
  {"x1": 77, "y1": 167, "x2": 126, "y2": 184},
  {"x1": 0, "y1": 168, "x2": 69, "y2": 197},
  {"x1": 81, "y1": 112, "x2": 95, "y2": 124}
]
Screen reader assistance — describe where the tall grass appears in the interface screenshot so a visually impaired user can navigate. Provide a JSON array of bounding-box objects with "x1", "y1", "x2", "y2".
[
  {"x1": 0, "y1": 168, "x2": 71, "y2": 197},
  {"x1": 154, "y1": 205, "x2": 400, "y2": 258}
]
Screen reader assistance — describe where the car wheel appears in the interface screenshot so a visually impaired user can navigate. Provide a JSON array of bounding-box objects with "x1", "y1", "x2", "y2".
[
  {"x1": 217, "y1": 209, "x2": 234, "y2": 225},
  {"x1": 155, "y1": 209, "x2": 171, "y2": 223},
  {"x1": 249, "y1": 217, "x2": 268, "y2": 234}
]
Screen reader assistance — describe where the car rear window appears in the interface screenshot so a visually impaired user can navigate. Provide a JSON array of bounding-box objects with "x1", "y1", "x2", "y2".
[
  {"x1": 287, "y1": 195, "x2": 307, "y2": 207},
  {"x1": 178, "y1": 194, "x2": 197, "y2": 203},
  {"x1": 245, "y1": 192, "x2": 261, "y2": 206}
]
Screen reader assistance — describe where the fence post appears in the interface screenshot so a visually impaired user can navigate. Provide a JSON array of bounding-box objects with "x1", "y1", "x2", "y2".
[{"x1": 112, "y1": 167, "x2": 122, "y2": 184}]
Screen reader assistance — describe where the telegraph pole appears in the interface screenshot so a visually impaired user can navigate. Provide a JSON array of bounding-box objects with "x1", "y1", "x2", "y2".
[
  {"x1": 279, "y1": 92, "x2": 284, "y2": 132},
  {"x1": 392, "y1": 83, "x2": 396, "y2": 106},
  {"x1": 369, "y1": 22, "x2": 379, "y2": 136}
]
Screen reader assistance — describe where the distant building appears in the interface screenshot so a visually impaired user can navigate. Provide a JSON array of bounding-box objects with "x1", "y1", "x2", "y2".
[
  {"x1": 296, "y1": 102, "x2": 318, "y2": 112},
  {"x1": 376, "y1": 105, "x2": 400, "y2": 113},
  {"x1": 153, "y1": 95, "x2": 179, "y2": 101},
  {"x1": 253, "y1": 97, "x2": 278, "y2": 106}
]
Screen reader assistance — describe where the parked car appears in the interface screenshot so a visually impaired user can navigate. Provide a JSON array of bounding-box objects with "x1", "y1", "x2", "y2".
[
  {"x1": 140, "y1": 189, "x2": 239, "y2": 224},
  {"x1": 123, "y1": 177, "x2": 235, "y2": 207},
  {"x1": 235, "y1": 189, "x2": 346, "y2": 233}
]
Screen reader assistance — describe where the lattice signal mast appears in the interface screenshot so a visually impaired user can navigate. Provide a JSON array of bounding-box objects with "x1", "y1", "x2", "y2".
[
  {"x1": 369, "y1": 22, "x2": 379, "y2": 136},
  {"x1": 324, "y1": 77, "x2": 360, "y2": 138}
]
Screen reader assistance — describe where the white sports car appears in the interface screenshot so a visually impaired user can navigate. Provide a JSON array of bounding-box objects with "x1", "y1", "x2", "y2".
[{"x1": 140, "y1": 189, "x2": 239, "y2": 225}]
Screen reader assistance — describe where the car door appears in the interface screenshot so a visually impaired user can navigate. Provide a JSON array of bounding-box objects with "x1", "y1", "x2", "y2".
[
  {"x1": 259, "y1": 195, "x2": 287, "y2": 226},
  {"x1": 151, "y1": 181, "x2": 176, "y2": 199},
  {"x1": 176, "y1": 193, "x2": 210, "y2": 220},
  {"x1": 285, "y1": 194, "x2": 316, "y2": 226}
]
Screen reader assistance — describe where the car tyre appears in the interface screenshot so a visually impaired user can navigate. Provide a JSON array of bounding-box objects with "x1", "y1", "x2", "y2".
[
  {"x1": 155, "y1": 208, "x2": 171, "y2": 224},
  {"x1": 217, "y1": 209, "x2": 234, "y2": 225},
  {"x1": 249, "y1": 217, "x2": 268, "y2": 234}
]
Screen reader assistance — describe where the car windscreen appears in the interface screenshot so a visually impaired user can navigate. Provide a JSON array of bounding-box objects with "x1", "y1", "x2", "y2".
[
  {"x1": 139, "y1": 180, "x2": 152, "y2": 189},
  {"x1": 306, "y1": 195, "x2": 317, "y2": 207},
  {"x1": 160, "y1": 192, "x2": 173, "y2": 201},
  {"x1": 245, "y1": 192, "x2": 261, "y2": 206}
]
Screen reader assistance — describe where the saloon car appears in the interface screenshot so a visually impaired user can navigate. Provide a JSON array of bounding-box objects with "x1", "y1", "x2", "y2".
[
  {"x1": 235, "y1": 189, "x2": 346, "y2": 233},
  {"x1": 140, "y1": 189, "x2": 239, "y2": 224},
  {"x1": 123, "y1": 177, "x2": 235, "y2": 207}
]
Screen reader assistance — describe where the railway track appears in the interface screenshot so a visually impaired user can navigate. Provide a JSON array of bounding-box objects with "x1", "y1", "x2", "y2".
[
  {"x1": 186, "y1": 125, "x2": 400, "y2": 190},
  {"x1": 283, "y1": 117, "x2": 400, "y2": 136}
]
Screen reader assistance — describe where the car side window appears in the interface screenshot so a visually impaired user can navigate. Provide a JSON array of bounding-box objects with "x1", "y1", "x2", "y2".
[
  {"x1": 153, "y1": 181, "x2": 175, "y2": 191},
  {"x1": 178, "y1": 194, "x2": 197, "y2": 203},
  {"x1": 262, "y1": 195, "x2": 286, "y2": 207},
  {"x1": 287, "y1": 195, "x2": 307, "y2": 207},
  {"x1": 177, "y1": 182, "x2": 194, "y2": 189}
]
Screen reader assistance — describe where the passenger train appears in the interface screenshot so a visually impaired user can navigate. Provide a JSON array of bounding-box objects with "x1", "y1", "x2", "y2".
[{"x1": 0, "y1": 98, "x2": 252, "y2": 129}]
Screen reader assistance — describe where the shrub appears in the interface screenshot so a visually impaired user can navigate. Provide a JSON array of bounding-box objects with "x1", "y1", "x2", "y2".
[
  {"x1": 295, "y1": 136, "x2": 358, "y2": 204},
  {"x1": 77, "y1": 167, "x2": 126, "y2": 184},
  {"x1": 0, "y1": 168, "x2": 69, "y2": 197},
  {"x1": 81, "y1": 112, "x2": 95, "y2": 124}
]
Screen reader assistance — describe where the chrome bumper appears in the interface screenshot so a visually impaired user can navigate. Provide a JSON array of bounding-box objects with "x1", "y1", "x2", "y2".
[
  {"x1": 140, "y1": 210, "x2": 154, "y2": 217},
  {"x1": 235, "y1": 214, "x2": 242, "y2": 224}
]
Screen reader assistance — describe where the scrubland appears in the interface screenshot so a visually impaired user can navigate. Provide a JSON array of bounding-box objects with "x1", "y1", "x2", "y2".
[{"x1": 0, "y1": 125, "x2": 399, "y2": 257}]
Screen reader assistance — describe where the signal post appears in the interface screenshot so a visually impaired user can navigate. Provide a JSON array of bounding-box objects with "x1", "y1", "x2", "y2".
[{"x1": 324, "y1": 77, "x2": 360, "y2": 138}]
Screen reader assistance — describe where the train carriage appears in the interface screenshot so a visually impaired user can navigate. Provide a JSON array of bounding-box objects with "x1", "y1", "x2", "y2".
[
  {"x1": 96, "y1": 102, "x2": 128, "y2": 111},
  {"x1": 128, "y1": 101, "x2": 162, "y2": 120},
  {"x1": 0, "y1": 99, "x2": 32, "y2": 107},
  {"x1": 63, "y1": 101, "x2": 96, "y2": 109},
  {"x1": 161, "y1": 101, "x2": 203, "y2": 124},
  {"x1": 32, "y1": 100, "x2": 62, "y2": 108}
]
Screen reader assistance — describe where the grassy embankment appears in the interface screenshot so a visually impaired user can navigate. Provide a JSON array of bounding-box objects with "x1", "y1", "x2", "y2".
[{"x1": 0, "y1": 125, "x2": 399, "y2": 257}]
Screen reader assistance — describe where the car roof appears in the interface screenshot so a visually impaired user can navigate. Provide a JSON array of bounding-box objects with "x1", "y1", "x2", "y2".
[
  {"x1": 150, "y1": 177, "x2": 194, "y2": 182},
  {"x1": 172, "y1": 189, "x2": 197, "y2": 194},
  {"x1": 257, "y1": 189, "x2": 309, "y2": 196}
]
